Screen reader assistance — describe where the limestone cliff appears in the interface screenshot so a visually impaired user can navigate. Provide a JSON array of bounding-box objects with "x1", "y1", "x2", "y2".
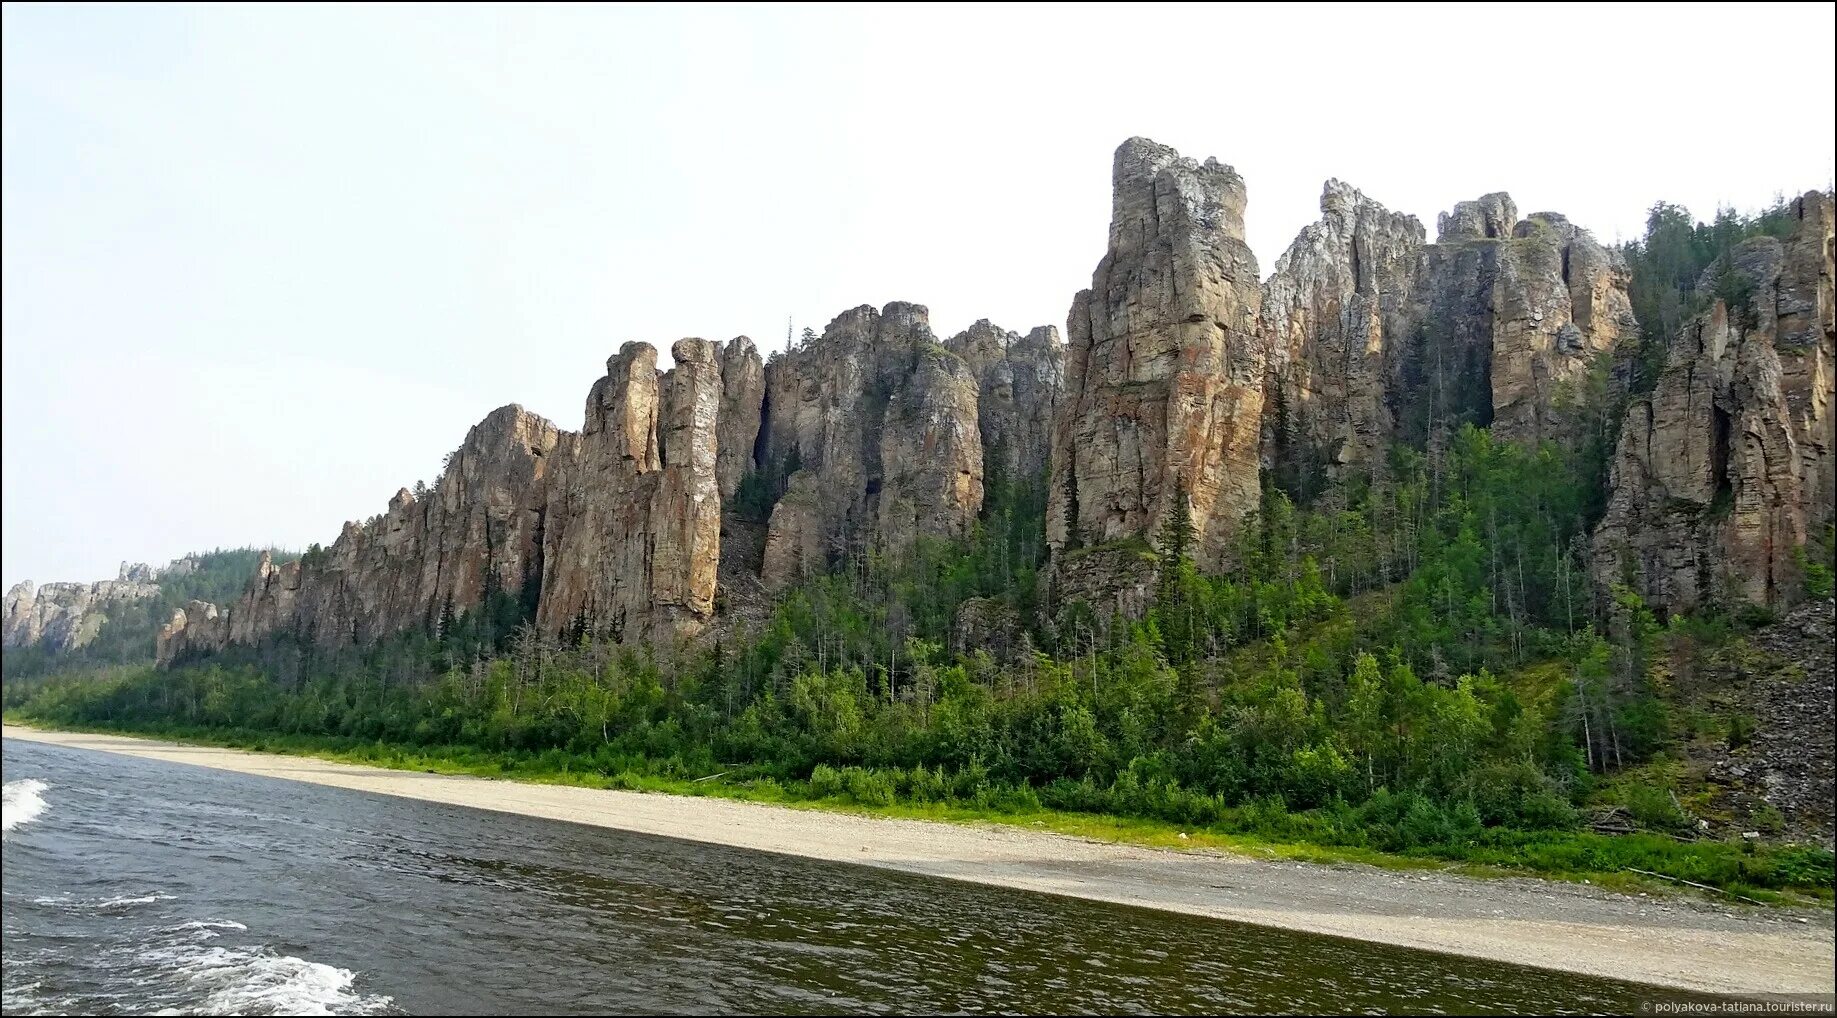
[
  {"x1": 157, "y1": 404, "x2": 561, "y2": 665},
  {"x1": 134, "y1": 140, "x2": 1831, "y2": 668},
  {"x1": 4, "y1": 575, "x2": 161, "y2": 652},
  {"x1": 1593, "y1": 192, "x2": 1835, "y2": 610},
  {"x1": 945, "y1": 321, "x2": 1064, "y2": 488},
  {"x1": 538, "y1": 339, "x2": 724, "y2": 643},
  {"x1": 1048, "y1": 138, "x2": 1265, "y2": 575},
  {"x1": 1260, "y1": 180, "x2": 1425, "y2": 478},
  {"x1": 153, "y1": 307, "x2": 1049, "y2": 661},
  {"x1": 1262, "y1": 184, "x2": 1634, "y2": 477},
  {"x1": 3, "y1": 557, "x2": 210, "y2": 653},
  {"x1": 1423, "y1": 204, "x2": 1634, "y2": 445},
  {"x1": 716, "y1": 336, "x2": 766, "y2": 500},
  {"x1": 758, "y1": 303, "x2": 997, "y2": 590},
  {"x1": 1050, "y1": 138, "x2": 1639, "y2": 611}
]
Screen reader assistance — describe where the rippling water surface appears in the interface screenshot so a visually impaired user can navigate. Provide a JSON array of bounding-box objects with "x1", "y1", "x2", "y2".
[{"x1": 2, "y1": 737, "x2": 1727, "y2": 1014}]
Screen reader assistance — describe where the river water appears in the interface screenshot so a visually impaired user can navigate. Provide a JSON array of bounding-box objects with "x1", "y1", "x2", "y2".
[{"x1": 2, "y1": 737, "x2": 1730, "y2": 1015}]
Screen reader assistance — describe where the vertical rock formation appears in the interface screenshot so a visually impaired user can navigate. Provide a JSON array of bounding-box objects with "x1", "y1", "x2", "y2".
[
  {"x1": 1048, "y1": 138, "x2": 1265, "y2": 575},
  {"x1": 4, "y1": 576, "x2": 162, "y2": 652},
  {"x1": 1405, "y1": 197, "x2": 1635, "y2": 447},
  {"x1": 716, "y1": 336, "x2": 766, "y2": 500},
  {"x1": 946, "y1": 321, "x2": 1065, "y2": 488},
  {"x1": 1261, "y1": 180, "x2": 1425, "y2": 478},
  {"x1": 146, "y1": 298, "x2": 1053, "y2": 661},
  {"x1": 4, "y1": 554, "x2": 215, "y2": 654},
  {"x1": 537, "y1": 340, "x2": 724, "y2": 643},
  {"x1": 1045, "y1": 139, "x2": 1641, "y2": 621},
  {"x1": 156, "y1": 599, "x2": 224, "y2": 666},
  {"x1": 1488, "y1": 212, "x2": 1633, "y2": 443},
  {"x1": 158, "y1": 340, "x2": 736, "y2": 661},
  {"x1": 154, "y1": 404, "x2": 561, "y2": 659},
  {"x1": 1437, "y1": 193, "x2": 1517, "y2": 242},
  {"x1": 1594, "y1": 192, "x2": 1836, "y2": 610},
  {"x1": 876, "y1": 342, "x2": 985, "y2": 559},
  {"x1": 1259, "y1": 183, "x2": 1633, "y2": 475},
  {"x1": 758, "y1": 302, "x2": 989, "y2": 590}
]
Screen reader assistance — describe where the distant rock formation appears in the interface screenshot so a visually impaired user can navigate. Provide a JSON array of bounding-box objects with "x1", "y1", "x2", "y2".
[
  {"x1": 1593, "y1": 192, "x2": 1835, "y2": 609},
  {"x1": 3, "y1": 577, "x2": 160, "y2": 652},
  {"x1": 161, "y1": 349, "x2": 732, "y2": 662},
  {"x1": 4, "y1": 555, "x2": 204, "y2": 653}
]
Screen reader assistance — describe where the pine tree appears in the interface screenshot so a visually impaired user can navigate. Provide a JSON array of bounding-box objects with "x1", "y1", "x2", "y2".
[
  {"x1": 1158, "y1": 475, "x2": 1194, "y2": 565},
  {"x1": 1156, "y1": 476, "x2": 1198, "y2": 665}
]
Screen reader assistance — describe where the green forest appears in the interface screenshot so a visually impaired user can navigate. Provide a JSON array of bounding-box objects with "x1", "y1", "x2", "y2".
[{"x1": 5, "y1": 200, "x2": 1833, "y2": 901}]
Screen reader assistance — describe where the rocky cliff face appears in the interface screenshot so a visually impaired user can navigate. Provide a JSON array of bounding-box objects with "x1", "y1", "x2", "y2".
[
  {"x1": 946, "y1": 321, "x2": 1064, "y2": 488},
  {"x1": 156, "y1": 311, "x2": 1057, "y2": 662},
  {"x1": 1260, "y1": 180, "x2": 1425, "y2": 477},
  {"x1": 1423, "y1": 204, "x2": 1634, "y2": 445},
  {"x1": 1050, "y1": 138, "x2": 1642, "y2": 609},
  {"x1": 3, "y1": 557, "x2": 207, "y2": 653},
  {"x1": 136, "y1": 140, "x2": 1828, "y2": 666},
  {"x1": 758, "y1": 303, "x2": 1005, "y2": 590},
  {"x1": 716, "y1": 336, "x2": 766, "y2": 501},
  {"x1": 158, "y1": 404, "x2": 561, "y2": 665},
  {"x1": 1048, "y1": 138, "x2": 1266, "y2": 575},
  {"x1": 538, "y1": 339, "x2": 724, "y2": 643},
  {"x1": 164, "y1": 345, "x2": 737, "y2": 661},
  {"x1": 1265, "y1": 186, "x2": 1634, "y2": 468},
  {"x1": 4, "y1": 576, "x2": 161, "y2": 652},
  {"x1": 1593, "y1": 192, "x2": 1835, "y2": 610}
]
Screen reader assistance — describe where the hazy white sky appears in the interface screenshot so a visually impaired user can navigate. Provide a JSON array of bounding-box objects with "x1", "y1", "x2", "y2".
[{"x1": 5, "y1": 2, "x2": 1834, "y2": 586}]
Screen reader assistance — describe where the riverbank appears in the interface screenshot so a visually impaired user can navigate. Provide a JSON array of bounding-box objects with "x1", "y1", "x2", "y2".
[{"x1": 5, "y1": 723, "x2": 1832, "y2": 998}]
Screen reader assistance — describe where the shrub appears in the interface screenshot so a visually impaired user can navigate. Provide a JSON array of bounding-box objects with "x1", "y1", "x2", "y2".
[
  {"x1": 1620, "y1": 782, "x2": 1693, "y2": 833},
  {"x1": 808, "y1": 763, "x2": 845, "y2": 799},
  {"x1": 842, "y1": 767, "x2": 896, "y2": 806}
]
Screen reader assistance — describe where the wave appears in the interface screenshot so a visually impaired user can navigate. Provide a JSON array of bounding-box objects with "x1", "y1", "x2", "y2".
[
  {"x1": 2, "y1": 778, "x2": 49, "y2": 834},
  {"x1": 31, "y1": 892, "x2": 177, "y2": 910},
  {"x1": 164, "y1": 919, "x2": 250, "y2": 937},
  {"x1": 140, "y1": 942, "x2": 394, "y2": 1016}
]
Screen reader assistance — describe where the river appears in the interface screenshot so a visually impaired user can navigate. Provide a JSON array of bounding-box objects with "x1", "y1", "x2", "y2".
[{"x1": 2, "y1": 737, "x2": 1733, "y2": 1014}]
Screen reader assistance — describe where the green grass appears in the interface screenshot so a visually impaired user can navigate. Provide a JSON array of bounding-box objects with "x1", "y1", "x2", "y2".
[{"x1": 8, "y1": 713, "x2": 1830, "y2": 908}]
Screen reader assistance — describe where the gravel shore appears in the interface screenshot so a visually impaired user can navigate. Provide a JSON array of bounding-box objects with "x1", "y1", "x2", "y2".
[{"x1": 6, "y1": 724, "x2": 1831, "y2": 998}]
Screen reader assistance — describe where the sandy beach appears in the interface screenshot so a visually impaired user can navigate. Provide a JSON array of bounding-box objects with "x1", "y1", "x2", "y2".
[{"x1": 5, "y1": 723, "x2": 1831, "y2": 998}]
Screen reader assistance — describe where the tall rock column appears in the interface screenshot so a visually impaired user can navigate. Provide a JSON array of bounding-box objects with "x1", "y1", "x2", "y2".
[
  {"x1": 1048, "y1": 137, "x2": 1265, "y2": 576},
  {"x1": 537, "y1": 341, "x2": 724, "y2": 643},
  {"x1": 877, "y1": 343, "x2": 985, "y2": 558},
  {"x1": 650, "y1": 339, "x2": 725, "y2": 630},
  {"x1": 716, "y1": 336, "x2": 765, "y2": 500},
  {"x1": 1409, "y1": 197, "x2": 1635, "y2": 446}
]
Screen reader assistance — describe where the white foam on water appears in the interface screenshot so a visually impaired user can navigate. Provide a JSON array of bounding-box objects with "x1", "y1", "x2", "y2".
[
  {"x1": 2, "y1": 778, "x2": 49, "y2": 834},
  {"x1": 162, "y1": 919, "x2": 250, "y2": 941},
  {"x1": 140, "y1": 942, "x2": 393, "y2": 1016},
  {"x1": 30, "y1": 892, "x2": 178, "y2": 910},
  {"x1": 168, "y1": 920, "x2": 250, "y2": 933},
  {"x1": 99, "y1": 893, "x2": 177, "y2": 908}
]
